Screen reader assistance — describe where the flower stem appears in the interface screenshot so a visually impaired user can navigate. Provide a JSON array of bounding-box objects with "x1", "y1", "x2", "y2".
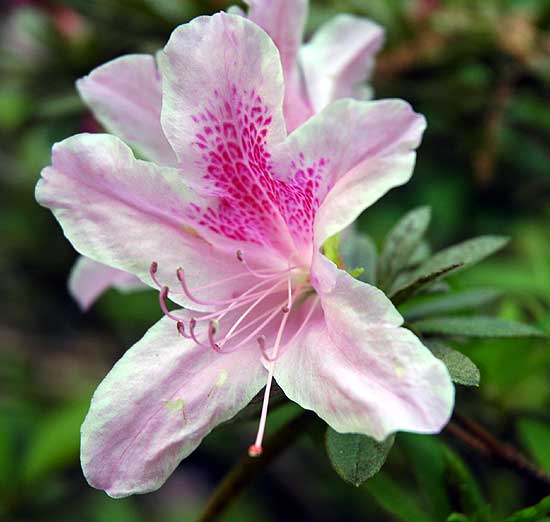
[
  {"x1": 446, "y1": 414, "x2": 550, "y2": 487},
  {"x1": 198, "y1": 410, "x2": 316, "y2": 522}
]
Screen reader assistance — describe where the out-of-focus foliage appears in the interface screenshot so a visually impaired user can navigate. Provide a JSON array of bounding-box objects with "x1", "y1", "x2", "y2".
[{"x1": 1, "y1": 0, "x2": 548, "y2": 521}]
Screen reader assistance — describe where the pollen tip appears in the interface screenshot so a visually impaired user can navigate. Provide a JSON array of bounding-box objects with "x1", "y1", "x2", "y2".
[
  {"x1": 209, "y1": 319, "x2": 219, "y2": 334},
  {"x1": 176, "y1": 321, "x2": 185, "y2": 335},
  {"x1": 236, "y1": 249, "x2": 244, "y2": 261},
  {"x1": 256, "y1": 335, "x2": 266, "y2": 350},
  {"x1": 150, "y1": 261, "x2": 158, "y2": 273},
  {"x1": 176, "y1": 267, "x2": 184, "y2": 282},
  {"x1": 248, "y1": 444, "x2": 263, "y2": 458},
  {"x1": 281, "y1": 305, "x2": 289, "y2": 313}
]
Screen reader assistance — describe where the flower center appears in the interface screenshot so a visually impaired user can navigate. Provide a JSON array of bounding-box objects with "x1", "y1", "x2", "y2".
[{"x1": 149, "y1": 252, "x2": 319, "y2": 457}]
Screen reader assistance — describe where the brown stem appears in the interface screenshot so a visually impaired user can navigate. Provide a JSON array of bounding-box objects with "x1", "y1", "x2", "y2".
[
  {"x1": 197, "y1": 411, "x2": 316, "y2": 522},
  {"x1": 446, "y1": 414, "x2": 550, "y2": 487}
]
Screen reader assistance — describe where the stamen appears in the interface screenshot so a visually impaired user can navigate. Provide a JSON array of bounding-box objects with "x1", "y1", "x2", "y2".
[
  {"x1": 207, "y1": 320, "x2": 223, "y2": 353},
  {"x1": 218, "y1": 280, "x2": 286, "y2": 346},
  {"x1": 150, "y1": 261, "x2": 162, "y2": 288},
  {"x1": 248, "y1": 275, "x2": 293, "y2": 458},
  {"x1": 262, "y1": 296, "x2": 319, "y2": 363},
  {"x1": 237, "y1": 250, "x2": 301, "y2": 279},
  {"x1": 188, "y1": 318, "x2": 209, "y2": 348},
  {"x1": 159, "y1": 286, "x2": 181, "y2": 322},
  {"x1": 176, "y1": 321, "x2": 191, "y2": 339},
  {"x1": 177, "y1": 267, "x2": 285, "y2": 307}
]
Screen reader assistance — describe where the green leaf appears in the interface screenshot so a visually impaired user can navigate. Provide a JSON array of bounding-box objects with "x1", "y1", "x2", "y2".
[
  {"x1": 448, "y1": 515, "x2": 472, "y2": 522},
  {"x1": 341, "y1": 231, "x2": 378, "y2": 285},
  {"x1": 390, "y1": 263, "x2": 463, "y2": 305},
  {"x1": 506, "y1": 496, "x2": 550, "y2": 522},
  {"x1": 323, "y1": 233, "x2": 342, "y2": 266},
  {"x1": 413, "y1": 316, "x2": 545, "y2": 338},
  {"x1": 325, "y1": 428, "x2": 394, "y2": 486},
  {"x1": 425, "y1": 342, "x2": 480, "y2": 386},
  {"x1": 401, "y1": 434, "x2": 451, "y2": 519},
  {"x1": 517, "y1": 419, "x2": 550, "y2": 472},
  {"x1": 443, "y1": 447, "x2": 490, "y2": 520},
  {"x1": 378, "y1": 206, "x2": 431, "y2": 289},
  {"x1": 21, "y1": 397, "x2": 90, "y2": 483},
  {"x1": 417, "y1": 235, "x2": 509, "y2": 275},
  {"x1": 390, "y1": 236, "x2": 509, "y2": 303},
  {"x1": 402, "y1": 288, "x2": 502, "y2": 321},
  {"x1": 365, "y1": 471, "x2": 431, "y2": 522}
]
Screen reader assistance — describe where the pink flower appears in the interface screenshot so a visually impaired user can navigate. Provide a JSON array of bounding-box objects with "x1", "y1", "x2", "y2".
[
  {"x1": 36, "y1": 12, "x2": 453, "y2": 498},
  {"x1": 68, "y1": 0, "x2": 385, "y2": 310}
]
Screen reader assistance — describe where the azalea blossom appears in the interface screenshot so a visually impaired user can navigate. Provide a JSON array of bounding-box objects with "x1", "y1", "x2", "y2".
[
  {"x1": 68, "y1": 0, "x2": 385, "y2": 310},
  {"x1": 36, "y1": 12, "x2": 454, "y2": 498}
]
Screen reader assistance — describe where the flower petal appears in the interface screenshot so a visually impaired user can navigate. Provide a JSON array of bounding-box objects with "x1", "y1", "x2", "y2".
[
  {"x1": 300, "y1": 15, "x2": 384, "y2": 112},
  {"x1": 36, "y1": 133, "x2": 251, "y2": 309},
  {"x1": 81, "y1": 314, "x2": 266, "y2": 497},
  {"x1": 244, "y1": 1, "x2": 312, "y2": 132},
  {"x1": 275, "y1": 258, "x2": 454, "y2": 441},
  {"x1": 77, "y1": 54, "x2": 176, "y2": 166},
  {"x1": 245, "y1": 0, "x2": 307, "y2": 80},
  {"x1": 158, "y1": 12, "x2": 286, "y2": 177},
  {"x1": 272, "y1": 98, "x2": 426, "y2": 246},
  {"x1": 69, "y1": 256, "x2": 145, "y2": 311}
]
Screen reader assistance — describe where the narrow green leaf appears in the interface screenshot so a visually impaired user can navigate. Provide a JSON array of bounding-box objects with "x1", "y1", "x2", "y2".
[
  {"x1": 325, "y1": 428, "x2": 394, "y2": 486},
  {"x1": 425, "y1": 341, "x2": 480, "y2": 386},
  {"x1": 402, "y1": 288, "x2": 502, "y2": 321},
  {"x1": 506, "y1": 496, "x2": 550, "y2": 522},
  {"x1": 415, "y1": 235, "x2": 510, "y2": 278},
  {"x1": 517, "y1": 419, "x2": 550, "y2": 472},
  {"x1": 365, "y1": 471, "x2": 431, "y2": 522},
  {"x1": 414, "y1": 316, "x2": 545, "y2": 338},
  {"x1": 390, "y1": 263, "x2": 463, "y2": 305},
  {"x1": 378, "y1": 206, "x2": 431, "y2": 288},
  {"x1": 390, "y1": 236, "x2": 509, "y2": 301}
]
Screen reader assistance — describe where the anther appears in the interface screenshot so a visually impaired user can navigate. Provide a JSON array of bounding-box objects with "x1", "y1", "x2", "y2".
[
  {"x1": 281, "y1": 305, "x2": 289, "y2": 313},
  {"x1": 236, "y1": 249, "x2": 244, "y2": 262},
  {"x1": 150, "y1": 261, "x2": 162, "y2": 288},
  {"x1": 159, "y1": 286, "x2": 181, "y2": 322},
  {"x1": 176, "y1": 321, "x2": 189, "y2": 338}
]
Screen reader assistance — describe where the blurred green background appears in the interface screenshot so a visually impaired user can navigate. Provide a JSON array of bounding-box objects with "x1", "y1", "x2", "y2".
[{"x1": 0, "y1": 0, "x2": 549, "y2": 521}]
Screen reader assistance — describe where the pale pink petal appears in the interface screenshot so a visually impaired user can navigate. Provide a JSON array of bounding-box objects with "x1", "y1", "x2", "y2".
[
  {"x1": 69, "y1": 256, "x2": 145, "y2": 311},
  {"x1": 244, "y1": 1, "x2": 312, "y2": 132},
  {"x1": 272, "y1": 98, "x2": 426, "y2": 247},
  {"x1": 245, "y1": 0, "x2": 307, "y2": 82},
  {"x1": 275, "y1": 257, "x2": 454, "y2": 441},
  {"x1": 300, "y1": 15, "x2": 384, "y2": 112},
  {"x1": 81, "y1": 314, "x2": 266, "y2": 498},
  {"x1": 77, "y1": 54, "x2": 176, "y2": 166},
  {"x1": 36, "y1": 133, "x2": 254, "y2": 310}
]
